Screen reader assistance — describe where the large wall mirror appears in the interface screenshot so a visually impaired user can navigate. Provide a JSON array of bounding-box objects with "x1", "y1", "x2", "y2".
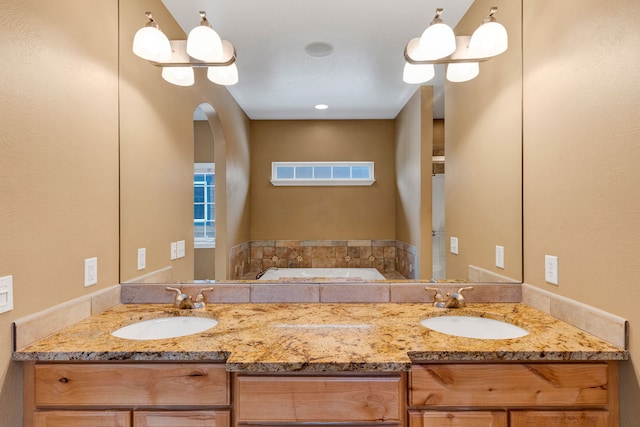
[{"x1": 118, "y1": 0, "x2": 522, "y2": 285}]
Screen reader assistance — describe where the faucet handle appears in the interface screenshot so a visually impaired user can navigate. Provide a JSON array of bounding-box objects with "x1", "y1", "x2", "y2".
[
  {"x1": 195, "y1": 287, "x2": 215, "y2": 302},
  {"x1": 425, "y1": 287, "x2": 446, "y2": 308},
  {"x1": 447, "y1": 286, "x2": 474, "y2": 307}
]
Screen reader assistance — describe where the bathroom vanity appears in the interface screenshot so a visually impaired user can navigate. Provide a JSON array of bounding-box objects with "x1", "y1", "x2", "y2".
[{"x1": 15, "y1": 303, "x2": 626, "y2": 427}]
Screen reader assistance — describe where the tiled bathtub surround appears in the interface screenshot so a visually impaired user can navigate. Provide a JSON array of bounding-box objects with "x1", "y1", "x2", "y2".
[{"x1": 230, "y1": 239, "x2": 418, "y2": 280}]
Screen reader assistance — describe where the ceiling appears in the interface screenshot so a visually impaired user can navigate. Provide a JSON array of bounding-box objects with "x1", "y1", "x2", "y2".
[{"x1": 162, "y1": 0, "x2": 474, "y2": 120}]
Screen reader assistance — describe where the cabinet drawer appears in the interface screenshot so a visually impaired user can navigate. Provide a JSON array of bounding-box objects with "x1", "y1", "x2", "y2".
[
  {"x1": 235, "y1": 375, "x2": 403, "y2": 422},
  {"x1": 409, "y1": 410, "x2": 507, "y2": 427},
  {"x1": 409, "y1": 363, "x2": 609, "y2": 408},
  {"x1": 134, "y1": 410, "x2": 230, "y2": 427},
  {"x1": 34, "y1": 363, "x2": 229, "y2": 407},
  {"x1": 33, "y1": 410, "x2": 131, "y2": 427},
  {"x1": 510, "y1": 410, "x2": 610, "y2": 426}
]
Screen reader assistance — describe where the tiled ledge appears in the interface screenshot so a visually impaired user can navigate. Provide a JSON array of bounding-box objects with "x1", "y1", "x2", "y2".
[
  {"x1": 12, "y1": 285, "x2": 120, "y2": 351},
  {"x1": 120, "y1": 282, "x2": 522, "y2": 305},
  {"x1": 522, "y1": 283, "x2": 628, "y2": 350}
]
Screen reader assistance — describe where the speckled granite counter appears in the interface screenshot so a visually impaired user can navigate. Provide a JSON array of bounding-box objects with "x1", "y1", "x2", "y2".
[{"x1": 13, "y1": 303, "x2": 627, "y2": 372}]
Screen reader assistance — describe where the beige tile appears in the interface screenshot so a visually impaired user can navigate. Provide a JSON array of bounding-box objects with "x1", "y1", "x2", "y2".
[
  {"x1": 251, "y1": 284, "x2": 319, "y2": 302},
  {"x1": 13, "y1": 295, "x2": 92, "y2": 350},
  {"x1": 521, "y1": 283, "x2": 551, "y2": 312},
  {"x1": 348, "y1": 240, "x2": 371, "y2": 247},
  {"x1": 320, "y1": 284, "x2": 389, "y2": 303},
  {"x1": 91, "y1": 285, "x2": 121, "y2": 314}
]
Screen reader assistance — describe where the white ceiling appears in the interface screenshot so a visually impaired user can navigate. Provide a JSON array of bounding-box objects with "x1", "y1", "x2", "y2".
[{"x1": 162, "y1": 0, "x2": 474, "y2": 120}]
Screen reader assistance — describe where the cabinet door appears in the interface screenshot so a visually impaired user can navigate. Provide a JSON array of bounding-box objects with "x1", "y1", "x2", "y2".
[
  {"x1": 34, "y1": 410, "x2": 130, "y2": 427},
  {"x1": 235, "y1": 375, "x2": 402, "y2": 423},
  {"x1": 134, "y1": 410, "x2": 229, "y2": 427},
  {"x1": 408, "y1": 410, "x2": 507, "y2": 427},
  {"x1": 510, "y1": 410, "x2": 610, "y2": 427},
  {"x1": 34, "y1": 363, "x2": 229, "y2": 407}
]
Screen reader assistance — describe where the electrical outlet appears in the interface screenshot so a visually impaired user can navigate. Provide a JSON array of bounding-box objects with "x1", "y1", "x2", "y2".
[
  {"x1": 545, "y1": 255, "x2": 559, "y2": 285},
  {"x1": 84, "y1": 257, "x2": 98, "y2": 287},
  {"x1": 177, "y1": 240, "x2": 186, "y2": 258},
  {"x1": 137, "y1": 248, "x2": 146, "y2": 271},
  {"x1": 0, "y1": 275, "x2": 14, "y2": 314},
  {"x1": 496, "y1": 245, "x2": 505, "y2": 269},
  {"x1": 171, "y1": 242, "x2": 177, "y2": 260},
  {"x1": 450, "y1": 237, "x2": 459, "y2": 255}
]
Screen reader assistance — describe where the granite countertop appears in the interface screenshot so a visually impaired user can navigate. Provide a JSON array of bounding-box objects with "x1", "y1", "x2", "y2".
[{"x1": 13, "y1": 303, "x2": 627, "y2": 372}]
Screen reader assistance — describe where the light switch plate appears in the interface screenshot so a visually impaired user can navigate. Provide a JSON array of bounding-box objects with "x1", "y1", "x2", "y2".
[
  {"x1": 137, "y1": 248, "x2": 146, "y2": 271},
  {"x1": 545, "y1": 255, "x2": 559, "y2": 285},
  {"x1": 171, "y1": 242, "x2": 177, "y2": 260},
  {"x1": 496, "y1": 245, "x2": 505, "y2": 269},
  {"x1": 0, "y1": 275, "x2": 14, "y2": 314},
  {"x1": 450, "y1": 237, "x2": 459, "y2": 255},
  {"x1": 84, "y1": 257, "x2": 98, "y2": 287},
  {"x1": 177, "y1": 240, "x2": 186, "y2": 258}
]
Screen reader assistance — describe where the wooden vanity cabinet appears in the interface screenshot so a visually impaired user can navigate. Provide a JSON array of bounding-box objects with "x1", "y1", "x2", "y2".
[
  {"x1": 24, "y1": 362, "x2": 231, "y2": 427},
  {"x1": 234, "y1": 373, "x2": 405, "y2": 427},
  {"x1": 408, "y1": 362, "x2": 619, "y2": 427}
]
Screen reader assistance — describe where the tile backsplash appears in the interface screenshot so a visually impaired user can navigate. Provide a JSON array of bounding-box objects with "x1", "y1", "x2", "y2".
[{"x1": 230, "y1": 239, "x2": 418, "y2": 280}]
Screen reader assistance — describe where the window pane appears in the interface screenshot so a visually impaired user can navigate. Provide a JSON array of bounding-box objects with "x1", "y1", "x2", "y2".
[
  {"x1": 296, "y1": 166, "x2": 313, "y2": 179},
  {"x1": 206, "y1": 174, "x2": 215, "y2": 185},
  {"x1": 314, "y1": 166, "x2": 331, "y2": 178},
  {"x1": 194, "y1": 223, "x2": 205, "y2": 238},
  {"x1": 205, "y1": 221, "x2": 215, "y2": 239},
  {"x1": 351, "y1": 166, "x2": 370, "y2": 179},
  {"x1": 194, "y1": 174, "x2": 206, "y2": 183},
  {"x1": 207, "y1": 186, "x2": 215, "y2": 203},
  {"x1": 207, "y1": 203, "x2": 215, "y2": 220},
  {"x1": 194, "y1": 186, "x2": 205, "y2": 203},
  {"x1": 194, "y1": 204, "x2": 205, "y2": 220},
  {"x1": 333, "y1": 166, "x2": 350, "y2": 179},
  {"x1": 276, "y1": 166, "x2": 294, "y2": 179}
]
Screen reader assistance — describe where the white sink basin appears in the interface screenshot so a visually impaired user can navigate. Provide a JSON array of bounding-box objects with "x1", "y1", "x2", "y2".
[
  {"x1": 112, "y1": 316, "x2": 218, "y2": 340},
  {"x1": 420, "y1": 315, "x2": 529, "y2": 340}
]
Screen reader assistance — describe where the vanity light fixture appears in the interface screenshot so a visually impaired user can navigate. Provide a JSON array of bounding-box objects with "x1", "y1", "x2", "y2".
[
  {"x1": 132, "y1": 11, "x2": 238, "y2": 87},
  {"x1": 403, "y1": 7, "x2": 508, "y2": 84}
]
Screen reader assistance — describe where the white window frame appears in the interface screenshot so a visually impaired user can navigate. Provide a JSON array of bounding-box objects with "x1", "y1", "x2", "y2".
[
  {"x1": 270, "y1": 161, "x2": 375, "y2": 186},
  {"x1": 194, "y1": 163, "x2": 215, "y2": 249}
]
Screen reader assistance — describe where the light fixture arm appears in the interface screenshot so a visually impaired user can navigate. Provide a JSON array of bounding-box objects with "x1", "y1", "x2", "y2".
[{"x1": 148, "y1": 40, "x2": 236, "y2": 68}]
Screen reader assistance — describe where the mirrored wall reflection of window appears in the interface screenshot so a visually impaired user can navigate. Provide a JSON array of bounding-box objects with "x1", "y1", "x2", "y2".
[{"x1": 194, "y1": 163, "x2": 215, "y2": 248}]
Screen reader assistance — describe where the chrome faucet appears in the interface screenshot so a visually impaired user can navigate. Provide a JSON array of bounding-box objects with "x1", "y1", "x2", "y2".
[
  {"x1": 165, "y1": 287, "x2": 214, "y2": 310},
  {"x1": 256, "y1": 266, "x2": 278, "y2": 279},
  {"x1": 426, "y1": 286, "x2": 473, "y2": 308}
]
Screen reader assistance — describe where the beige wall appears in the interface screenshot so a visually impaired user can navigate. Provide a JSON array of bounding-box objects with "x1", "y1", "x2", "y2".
[
  {"x1": 395, "y1": 86, "x2": 433, "y2": 279},
  {"x1": 119, "y1": 0, "x2": 250, "y2": 283},
  {"x1": 522, "y1": 0, "x2": 640, "y2": 424},
  {"x1": 249, "y1": 120, "x2": 396, "y2": 240},
  {"x1": 0, "y1": 0, "x2": 120, "y2": 424},
  {"x1": 444, "y1": 0, "x2": 523, "y2": 282}
]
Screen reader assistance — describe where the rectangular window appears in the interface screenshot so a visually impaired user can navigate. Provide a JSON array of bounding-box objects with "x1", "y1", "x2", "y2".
[
  {"x1": 194, "y1": 163, "x2": 215, "y2": 248},
  {"x1": 271, "y1": 162, "x2": 375, "y2": 186}
]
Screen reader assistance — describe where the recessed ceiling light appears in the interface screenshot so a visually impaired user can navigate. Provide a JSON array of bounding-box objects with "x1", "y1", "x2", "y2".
[
  {"x1": 305, "y1": 42, "x2": 334, "y2": 57},
  {"x1": 315, "y1": 104, "x2": 329, "y2": 110}
]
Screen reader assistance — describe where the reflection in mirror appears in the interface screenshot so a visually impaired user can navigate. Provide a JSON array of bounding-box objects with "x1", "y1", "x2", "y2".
[
  {"x1": 119, "y1": 0, "x2": 522, "y2": 285},
  {"x1": 193, "y1": 105, "x2": 216, "y2": 281}
]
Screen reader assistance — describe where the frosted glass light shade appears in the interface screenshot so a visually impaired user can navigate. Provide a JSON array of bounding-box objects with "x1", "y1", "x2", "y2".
[
  {"x1": 469, "y1": 21, "x2": 508, "y2": 57},
  {"x1": 162, "y1": 67, "x2": 195, "y2": 86},
  {"x1": 446, "y1": 62, "x2": 479, "y2": 82},
  {"x1": 418, "y1": 23, "x2": 456, "y2": 60},
  {"x1": 403, "y1": 62, "x2": 435, "y2": 84},
  {"x1": 187, "y1": 26, "x2": 223, "y2": 61},
  {"x1": 132, "y1": 26, "x2": 172, "y2": 62},
  {"x1": 207, "y1": 64, "x2": 238, "y2": 86}
]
